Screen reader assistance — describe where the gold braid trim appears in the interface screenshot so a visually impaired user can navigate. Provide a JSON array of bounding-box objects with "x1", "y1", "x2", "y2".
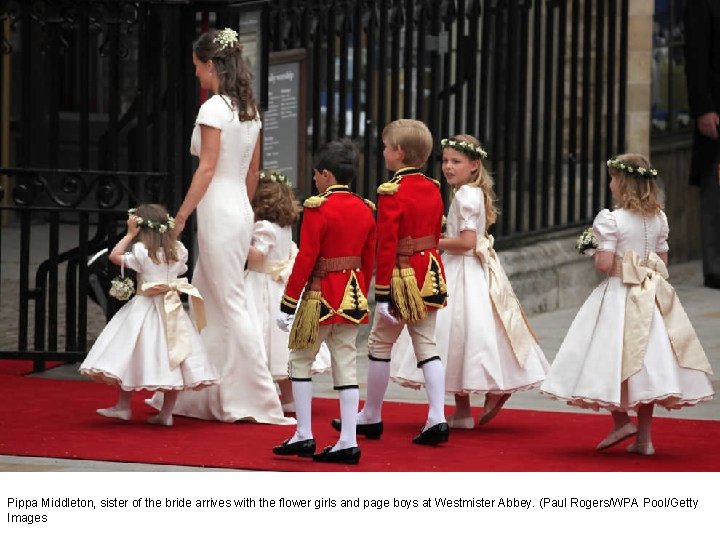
[
  {"x1": 390, "y1": 267, "x2": 427, "y2": 322},
  {"x1": 377, "y1": 182, "x2": 400, "y2": 195},
  {"x1": 303, "y1": 195, "x2": 325, "y2": 208},
  {"x1": 288, "y1": 291, "x2": 321, "y2": 349}
]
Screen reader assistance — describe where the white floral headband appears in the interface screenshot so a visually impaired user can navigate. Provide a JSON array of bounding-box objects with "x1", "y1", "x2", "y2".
[
  {"x1": 441, "y1": 138, "x2": 488, "y2": 160},
  {"x1": 128, "y1": 208, "x2": 176, "y2": 234},
  {"x1": 259, "y1": 170, "x2": 291, "y2": 186},
  {"x1": 213, "y1": 28, "x2": 239, "y2": 51},
  {"x1": 606, "y1": 158, "x2": 658, "y2": 179}
]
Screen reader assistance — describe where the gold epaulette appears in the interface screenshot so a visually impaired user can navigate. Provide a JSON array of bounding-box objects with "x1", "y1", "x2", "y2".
[
  {"x1": 377, "y1": 181, "x2": 400, "y2": 195},
  {"x1": 364, "y1": 198, "x2": 376, "y2": 211},
  {"x1": 303, "y1": 195, "x2": 325, "y2": 208}
]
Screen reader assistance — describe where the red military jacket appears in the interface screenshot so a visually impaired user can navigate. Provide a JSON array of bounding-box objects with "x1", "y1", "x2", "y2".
[
  {"x1": 374, "y1": 167, "x2": 447, "y2": 309},
  {"x1": 281, "y1": 184, "x2": 376, "y2": 325}
]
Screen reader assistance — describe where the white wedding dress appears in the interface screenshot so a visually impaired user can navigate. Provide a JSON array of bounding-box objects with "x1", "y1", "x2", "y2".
[{"x1": 150, "y1": 95, "x2": 293, "y2": 425}]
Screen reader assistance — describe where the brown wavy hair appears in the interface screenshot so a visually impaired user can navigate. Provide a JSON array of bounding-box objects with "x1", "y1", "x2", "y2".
[
  {"x1": 133, "y1": 204, "x2": 179, "y2": 264},
  {"x1": 193, "y1": 29, "x2": 258, "y2": 121},
  {"x1": 609, "y1": 153, "x2": 663, "y2": 215},
  {"x1": 251, "y1": 174, "x2": 301, "y2": 228},
  {"x1": 446, "y1": 134, "x2": 498, "y2": 228}
]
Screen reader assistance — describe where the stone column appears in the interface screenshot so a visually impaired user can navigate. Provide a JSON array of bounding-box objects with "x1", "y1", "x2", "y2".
[{"x1": 626, "y1": 0, "x2": 653, "y2": 156}]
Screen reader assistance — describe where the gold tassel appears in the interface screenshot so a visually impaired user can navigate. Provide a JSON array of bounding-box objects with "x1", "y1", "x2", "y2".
[
  {"x1": 400, "y1": 267, "x2": 427, "y2": 322},
  {"x1": 289, "y1": 291, "x2": 321, "y2": 349},
  {"x1": 390, "y1": 267, "x2": 410, "y2": 321}
]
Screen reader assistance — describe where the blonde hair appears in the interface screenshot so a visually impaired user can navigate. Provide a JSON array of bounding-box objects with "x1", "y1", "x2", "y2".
[
  {"x1": 382, "y1": 119, "x2": 433, "y2": 168},
  {"x1": 251, "y1": 174, "x2": 301, "y2": 227},
  {"x1": 133, "y1": 204, "x2": 179, "y2": 264},
  {"x1": 609, "y1": 153, "x2": 663, "y2": 215},
  {"x1": 447, "y1": 134, "x2": 498, "y2": 228}
]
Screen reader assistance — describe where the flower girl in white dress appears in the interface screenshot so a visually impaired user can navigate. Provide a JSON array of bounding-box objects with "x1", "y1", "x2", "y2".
[
  {"x1": 541, "y1": 154, "x2": 714, "y2": 455},
  {"x1": 80, "y1": 205, "x2": 218, "y2": 426},
  {"x1": 391, "y1": 135, "x2": 548, "y2": 427},
  {"x1": 245, "y1": 171, "x2": 330, "y2": 413}
]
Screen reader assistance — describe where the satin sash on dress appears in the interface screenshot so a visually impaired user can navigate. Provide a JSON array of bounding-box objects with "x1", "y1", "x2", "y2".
[
  {"x1": 140, "y1": 279, "x2": 207, "y2": 369},
  {"x1": 247, "y1": 242, "x2": 298, "y2": 284},
  {"x1": 616, "y1": 251, "x2": 713, "y2": 381},
  {"x1": 474, "y1": 234, "x2": 537, "y2": 367}
]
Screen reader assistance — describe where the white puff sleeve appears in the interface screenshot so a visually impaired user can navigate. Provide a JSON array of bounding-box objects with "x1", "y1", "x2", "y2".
[
  {"x1": 251, "y1": 220, "x2": 278, "y2": 256},
  {"x1": 122, "y1": 242, "x2": 149, "y2": 273},
  {"x1": 656, "y1": 211, "x2": 669, "y2": 253},
  {"x1": 175, "y1": 241, "x2": 189, "y2": 276},
  {"x1": 592, "y1": 209, "x2": 618, "y2": 252},
  {"x1": 454, "y1": 185, "x2": 484, "y2": 232},
  {"x1": 195, "y1": 95, "x2": 234, "y2": 130}
]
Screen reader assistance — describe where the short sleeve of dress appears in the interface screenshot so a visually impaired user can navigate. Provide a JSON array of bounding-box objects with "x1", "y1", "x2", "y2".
[
  {"x1": 454, "y1": 185, "x2": 483, "y2": 232},
  {"x1": 195, "y1": 95, "x2": 232, "y2": 130},
  {"x1": 175, "y1": 241, "x2": 189, "y2": 276},
  {"x1": 252, "y1": 220, "x2": 277, "y2": 256},
  {"x1": 592, "y1": 209, "x2": 618, "y2": 252},
  {"x1": 122, "y1": 242, "x2": 148, "y2": 273},
  {"x1": 656, "y1": 211, "x2": 669, "y2": 253}
]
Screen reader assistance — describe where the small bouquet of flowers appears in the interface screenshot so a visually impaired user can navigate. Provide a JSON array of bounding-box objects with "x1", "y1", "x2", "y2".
[
  {"x1": 109, "y1": 275, "x2": 134, "y2": 301},
  {"x1": 575, "y1": 227, "x2": 598, "y2": 256}
]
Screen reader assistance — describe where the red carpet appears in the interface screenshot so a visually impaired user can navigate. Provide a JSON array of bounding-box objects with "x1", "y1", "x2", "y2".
[
  {"x1": 0, "y1": 370, "x2": 718, "y2": 472},
  {"x1": 0, "y1": 359, "x2": 64, "y2": 376}
]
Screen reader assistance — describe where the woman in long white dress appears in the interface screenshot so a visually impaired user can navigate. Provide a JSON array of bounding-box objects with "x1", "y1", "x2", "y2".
[
  {"x1": 541, "y1": 154, "x2": 714, "y2": 455},
  {"x1": 150, "y1": 28, "x2": 293, "y2": 425}
]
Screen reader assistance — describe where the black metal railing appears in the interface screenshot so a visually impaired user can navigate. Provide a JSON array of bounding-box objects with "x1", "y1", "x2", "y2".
[
  {"x1": 0, "y1": 0, "x2": 630, "y2": 365},
  {"x1": 266, "y1": 0, "x2": 629, "y2": 242},
  {"x1": 0, "y1": 168, "x2": 167, "y2": 369}
]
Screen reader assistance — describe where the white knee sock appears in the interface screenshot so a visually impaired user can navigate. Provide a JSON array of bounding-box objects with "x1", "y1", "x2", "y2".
[
  {"x1": 289, "y1": 380, "x2": 313, "y2": 442},
  {"x1": 334, "y1": 388, "x2": 359, "y2": 450},
  {"x1": 358, "y1": 361, "x2": 390, "y2": 424},
  {"x1": 421, "y1": 359, "x2": 446, "y2": 428}
]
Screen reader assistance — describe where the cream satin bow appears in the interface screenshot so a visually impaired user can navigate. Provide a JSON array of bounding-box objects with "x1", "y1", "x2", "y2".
[
  {"x1": 247, "y1": 242, "x2": 298, "y2": 284},
  {"x1": 620, "y1": 251, "x2": 712, "y2": 381},
  {"x1": 475, "y1": 234, "x2": 537, "y2": 367},
  {"x1": 140, "y1": 278, "x2": 207, "y2": 369}
]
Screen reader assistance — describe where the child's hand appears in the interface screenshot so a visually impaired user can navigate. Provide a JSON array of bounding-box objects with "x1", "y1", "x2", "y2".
[{"x1": 127, "y1": 216, "x2": 140, "y2": 237}]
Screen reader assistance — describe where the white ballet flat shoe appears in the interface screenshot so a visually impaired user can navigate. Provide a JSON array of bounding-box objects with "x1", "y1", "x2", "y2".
[
  {"x1": 147, "y1": 414, "x2": 173, "y2": 427},
  {"x1": 595, "y1": 422, "x2": 638, "y2": 451},
  {"x1": 446, "y1": 415, "x2": 475, "y2": 429},
  {"x1": 96, "y1": 407, "x2": 131, "y2": 421},
  {"x1": 626, "y1": 441, "x2": 655, "y2": 456}
]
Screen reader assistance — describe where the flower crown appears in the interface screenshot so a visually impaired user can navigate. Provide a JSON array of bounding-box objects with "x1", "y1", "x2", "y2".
[
  {"x1": 606, "y1": 158, "x2": 658, "y2": 179},
  {"x1": 213, "y1": 28, "x2": 239, "y2": 51},
  {"x1": 441, "y1": 138, "x2": 488, "y2": 160},
  {"x1": 259, "y1": 170, "x2": 291, "y2": 186},
  {"x1": 128, "y1": 208, "x2": 176, "y2": 234}
]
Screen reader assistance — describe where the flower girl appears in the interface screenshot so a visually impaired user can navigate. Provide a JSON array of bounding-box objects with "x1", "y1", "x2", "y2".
[
  {"x1": 541, "y1": 154, "x2": 714, "y2": 454},
  {"x1": 392, "y1": 135, "x2": 549, "y2": 427},
  {"x1": 80, "y1": 204, "x2": 218, "y2": 426},
  {"x1": 245, "y1": 170, "x2": 330, "y2": 413}
]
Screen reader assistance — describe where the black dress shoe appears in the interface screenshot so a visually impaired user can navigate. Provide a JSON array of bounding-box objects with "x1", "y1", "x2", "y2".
[
  {"x1": 704, "y1": 274, "x2": 720, "y2": 289},
  {"x1": 272, "y1": 438, "x2": 316, "y2": 457},
  {"x1": 312, "y1": 445, "x2": 361, "y2": 464},
  {"x1": 330, "y1": 418, "x2": 383, "y2": 439},
  {"x1": 412, "y1": 422, "x2": 450, "y2": 445}
]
